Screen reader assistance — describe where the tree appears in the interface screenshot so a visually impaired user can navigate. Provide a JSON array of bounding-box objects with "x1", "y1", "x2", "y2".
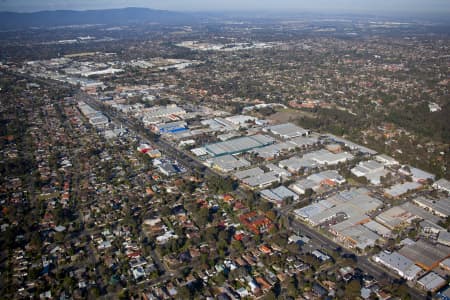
[
  {"x1": 344, "y1": 280, "x2": 361, "y2": 299},
  {"x1": 263, "y1": 290, "x2": 276, "y2": 300},
  {"x1": 286, "y1": 276, "x2": 299, "y2": 297},
  {"x1": 176, "y1": 286, "x2": 192, "y2": 299}
]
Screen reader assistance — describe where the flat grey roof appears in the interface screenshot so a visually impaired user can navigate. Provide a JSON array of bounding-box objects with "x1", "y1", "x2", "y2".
[
  {"x1": 434, "y1": 178, "x2": 450, "y2": 191},
  {"x1": 417, "y1": 272, "x2": 446, "y2": 291},
  {"x1": 242, "y1": 171, "x2": 279, "y2": 188},
  {"x1": 413, "y1": 196, "x2": 450, "y2": 218},
  {"x1": 384, "y1": 182, "x2": 422, "y2": 198},
  {"x1": 399, "y1": 240, "x2": 450, "y2": 269},
  {"x1": 208, "y1": 155, "x2": 250, "y2": 171},
  {"x1": 266, "y1": 123, "x2": 309, "y2": 139},
  {"x1": 374, "y1": 252, "x2": 421, "y2": 276},
  {"x1": 271, "y1": 186, "x2": 298, "y2": 200},
  {"x1": 205, "y1": 134, "x2": 274, "y2": 157},
  {"x1": 234, "y1": 167, "x2": 265, "y2": 180},
  {"x1": 288, "y1": 136, "x2": 318, "y2": 147}
]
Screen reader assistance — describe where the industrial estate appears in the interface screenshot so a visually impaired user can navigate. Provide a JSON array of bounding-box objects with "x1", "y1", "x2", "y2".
[{"x1": 0, "y1": 6, "x2": 449, "y2": 300}]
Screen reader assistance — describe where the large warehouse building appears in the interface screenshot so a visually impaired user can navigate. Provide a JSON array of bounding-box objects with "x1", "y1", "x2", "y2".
[{"x1": 205, "y1": 134, "x2": 275, "y2": 157}]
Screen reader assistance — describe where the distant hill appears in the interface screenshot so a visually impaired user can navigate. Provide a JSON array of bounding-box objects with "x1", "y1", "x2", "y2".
[{"x1": 0, "y1": 7, "x2": 197, "y2": 30}]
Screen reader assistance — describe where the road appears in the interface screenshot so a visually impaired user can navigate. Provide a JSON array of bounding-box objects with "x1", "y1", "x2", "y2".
[{"x1": 11, "y1": 71, "x2": 427, "y2": 299}]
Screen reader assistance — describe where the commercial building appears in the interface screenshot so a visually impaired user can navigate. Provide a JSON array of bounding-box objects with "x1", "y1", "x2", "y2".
[
  {"x1": 151, "y1": 121, "x2": 187, "y2": 134},
  {"x1": 373, "y1": 251, "x2": 422, "y2": 280},
  {"x1": 204, "y1": 134, "x2": 275, "y2": 157},
  {"x1": 158, "y1": 162, "x2": 183, "y2": 177}
]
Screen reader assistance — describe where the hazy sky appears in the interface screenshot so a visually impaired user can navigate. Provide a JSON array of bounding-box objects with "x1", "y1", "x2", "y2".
[{"x1": 1, "y1": 0, "x2": 449, "y2": 15}]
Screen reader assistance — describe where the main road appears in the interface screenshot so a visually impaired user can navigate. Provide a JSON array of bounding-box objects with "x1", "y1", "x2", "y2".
[
  {"x1": 83, "y1": 92, "x2": 425, "y2": 300},
  {"x1": 10, "y1": 71, "x2": 426, "y2": 299}
]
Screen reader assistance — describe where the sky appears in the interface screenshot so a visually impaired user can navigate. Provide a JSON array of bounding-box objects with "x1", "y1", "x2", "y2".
[{"x1": 0, "y1": 0, "x2": 449, "y2": 15}]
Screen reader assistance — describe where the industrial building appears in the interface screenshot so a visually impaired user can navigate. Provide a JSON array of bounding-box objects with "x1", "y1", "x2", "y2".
[
  {"x1": 398, "y1": 240, "x2": 450, "y2": 271},
  {"x1": 207, "y1": 155, "x2": 251, "y2": 173},
  {"x1": 290, "y1": 179, "x2": 317, "y2": 195},
  {"x1": 351, "y1": 160, "x2": 388, "y2": 185},
  {"x1": 265, "y1": 163, "x2": 292, "y2": 179},
  {"x1": 384, "y1": 181, "x2": 423, "y2": 198},
  {"x1": 252, "y1": 142, "x2": 295, "y2": 160},
  {"x1": 293, "y1": 188, "x2": 382, "y2": 227},
  {"x1": 417, "y1": 272, "x2": 447, "y2": 292},
  {"x1": 234, "y1": 167, "x2": 265, "y2": 180},
  {"x1": 204, "y1": 134, "x2": 275, "y2": 157},
  {"x1": 433, "y1": 178, "x2": 450, "y2": 194},
  {"x1": 375, "y1": 206, "x2": 418, "y2": 230},
  {"x1": 279, "y1": 156, "x2": 317, "y2": 173},
  {"x1": 398, "y1": 166, "x2": 436, "y2": 183},
  {"x1": 326, "y1": 134, "x2": 378, "y2": 155},
  {"x1": 375, "y1": 154, "x2": 399, "y2": 166},
  {"x1": 307, "y1": 170, "x2": 346, "y2": 186},
  {"x1": 438, "y1": 231, "x2": 450, "y2": 247},
  {"x1": 289, "y1": 170, "x2": 345, "y2": 194},
  {"x1": 331, "y1": 223, "x2": 381, "y2": 251},
  {"x1": 288, "y1": 135, "x2": 319, "y2": 148},
  {"x1": 362, "y1": 220, "x2": 392, "y2": 238},
  {"x1": 303, "y1": 149, "x2": 354, "y2": 166},
  {"x1": 260, "y1": 186, "x2": 299, "y2": 207},
  {"x1": 412, "y1": 196, "x2": 450, "y2": 218},
  {"x1": 78, "y1": 102, "x2": 109, "y2": 128},
  {"x1": 372, "y1": 252, "x2": 422, "y2": 280},
  {"x1": 224, "y1": 115, "x2": 257, "y2": 126},
  {"x1": 242, "y1": 171, "x2": 280, "y2": 189},
  {"x1": 264, "y1": 123, "x2": 310, "y2": 139}
]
